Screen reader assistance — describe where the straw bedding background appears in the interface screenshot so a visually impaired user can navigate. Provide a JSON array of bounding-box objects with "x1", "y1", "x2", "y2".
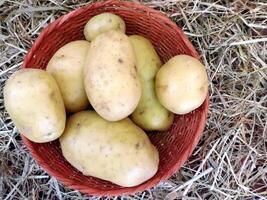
[{"x1": 0, "y1": 0, "x2": 266, "y2": 199}]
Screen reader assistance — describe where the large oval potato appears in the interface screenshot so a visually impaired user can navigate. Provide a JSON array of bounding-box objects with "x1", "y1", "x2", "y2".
[
  {"x1": 84, "y1": 13, "x2": 126, "y2": 41},
  {"x1": 84, "y1": 31, "x2": 141, "y2": 121},
  {"x1": 129, "y1": 35, "x2": 174, "y2": 131},
  {"x1": 60, "y1": 111, "x2": 159, "y2": 187},
  {"x1": 47, "y1": 40, "x2": 90, "y2": 113},
  {"x1": 156, "y1": 55, "x2": 208, "y2": 114},
  {"x1": 4, "y1": 69, "x2": 66, "y2": 143}
]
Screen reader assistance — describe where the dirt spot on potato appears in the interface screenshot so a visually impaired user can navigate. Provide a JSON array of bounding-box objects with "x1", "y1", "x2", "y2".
[
  {"x1": 118, "y1": 58, "x2": 123, "y2": 64},
  {"x1": 139, "y1": 110, "x2": 145, "y2": 115},
  {"x1": 134, "y1": 65, "x2": 137, "y2": 72},
  {"x1": 116, "y1": 24, "x2": 121, "y2": 31},
  {"x1": 56, "y1": 54, "x2": 65, "y2": 59},
  {"x1": 49, "y1": 91, "x2": 55, "y2": 98},
  {"x1": 135, "y1": 142, "x2": 143, "y2": 150},
  {"x1": 135, "y1": 142, "x2": 140, "y2": 149},
  {"x1": 45, "y1": 132, "x2": 53, "y2": 137},
  {"x1": 99, "y1": 102, "x2": 111, "y2": 112},
  {"x1": 158, "y1": 84, "x2": 168, "y2": 91},
  {"x1": 130, "y1": 71, "x2": 137, "y2": 79},
  {"x1": 80, "y1": 165, "x2": 86, "y2": 172},
  {"x1": 119, "y1": 102, "x2": 125, "y2": 107}
]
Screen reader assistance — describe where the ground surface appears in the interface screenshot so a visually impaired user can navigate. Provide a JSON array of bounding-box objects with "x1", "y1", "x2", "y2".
[{"x1": 0, "y1": 0, "x2": 267, "y2": 199}]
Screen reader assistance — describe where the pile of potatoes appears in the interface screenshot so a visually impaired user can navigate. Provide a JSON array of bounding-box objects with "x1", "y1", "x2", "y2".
[{"x1": 4, "y1": 13, "x2": 208, "y2": 187}]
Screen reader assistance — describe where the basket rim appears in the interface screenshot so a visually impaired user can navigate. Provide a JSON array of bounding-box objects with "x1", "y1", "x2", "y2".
[{"x1": 21, "y1": 0, "x2": 209, "y2": 197}]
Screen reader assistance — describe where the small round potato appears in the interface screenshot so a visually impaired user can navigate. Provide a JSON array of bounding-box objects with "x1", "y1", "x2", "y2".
[
  {"x1": 4, "y1": 69, "x2": 66, "y2": 143},
  {"x1": 129, "y1": 35, "x2": 174, "y2": 131},
  {"x1": 47, "y1": 40, "x2": 90, "y2": 113},
  {"x1": 84, "y1": 12, "x2": 126, "y2": 41},
  {"x1": 156, "y1": 55, "x2": 208, "y2": 114},
  {"x1": 60, "y1": 111, "x2": 159, "y2": 187},
  {"x1": 84, "y1": 31, "x2": 141, "y2": 121}
]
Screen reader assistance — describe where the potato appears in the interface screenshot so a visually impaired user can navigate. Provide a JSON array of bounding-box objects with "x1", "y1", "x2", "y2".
[
  {"x1": 4, "y1": 69, "x2": 66, "y2": 143},
  {"x1": 155, "y1": 55, "x2": 208, "y2": 114},
  {"x1": 60, "y1": 110, "x2": 159, "y2": 187},
  {"x1": 129, "y1": 35, "x2": 174, "y2": 131},
  {"x1": 47, "y1": 40, "x2": 90, "y2": 113},
  {"x1": 84, "y1": 13, "x2": 126, "y2": 41},
  {"x1": 84, "y1": 31, "x2": 141, "y2": 121}
]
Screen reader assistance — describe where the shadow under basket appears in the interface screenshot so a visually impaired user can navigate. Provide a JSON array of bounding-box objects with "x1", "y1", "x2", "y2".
[{"x1": 22, "y1": 0, "x2": 209, "y2": 197}]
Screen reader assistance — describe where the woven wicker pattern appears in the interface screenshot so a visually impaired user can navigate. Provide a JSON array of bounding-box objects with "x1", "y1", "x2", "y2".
[{"x1": 21, "y1": 0, "x2": 209, "y2": 196}]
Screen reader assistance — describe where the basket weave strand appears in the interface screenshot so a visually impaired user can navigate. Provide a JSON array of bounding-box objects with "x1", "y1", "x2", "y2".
[{"x1": 22, "y1": 0, "x2": 209, "y2": 196}]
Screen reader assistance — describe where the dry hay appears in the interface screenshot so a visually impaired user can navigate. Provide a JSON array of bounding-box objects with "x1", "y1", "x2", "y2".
[{"x1": 0, "y1": 0, "x2": 267, "y2": 199}]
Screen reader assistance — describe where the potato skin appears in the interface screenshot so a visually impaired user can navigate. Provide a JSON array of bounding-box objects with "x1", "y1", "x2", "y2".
[
  {"x1": 60, "y1": 111, "x2": 159, "y2": 187},
  {"x1": 156, "y1": 55, "x2": 208, "y2": 114},
  {"x1": 4, "y1": 69, "x2": 66, "y2": 143},
  {"x1": 47, "y1": 40, "x2": 90, "y2": 113},
  {"x1": 129, "y1": 35, "x2": 174, "y2": 131},
  {"x1": 84, "y1": 13, "x2": 126, "y2": 41},
  {"x1": 84, "y1": 31, "x2": 141, "y2": 121}
]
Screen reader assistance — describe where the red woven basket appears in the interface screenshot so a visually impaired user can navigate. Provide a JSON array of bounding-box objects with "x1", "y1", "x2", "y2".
[{"x1": 22, "y1": 0, "x2": 209, "y2": 197}]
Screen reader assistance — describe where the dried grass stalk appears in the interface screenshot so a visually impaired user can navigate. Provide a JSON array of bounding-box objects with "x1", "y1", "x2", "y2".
[{"x1": 0, "y1": 0, "x2": 266, "y2": 199}]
